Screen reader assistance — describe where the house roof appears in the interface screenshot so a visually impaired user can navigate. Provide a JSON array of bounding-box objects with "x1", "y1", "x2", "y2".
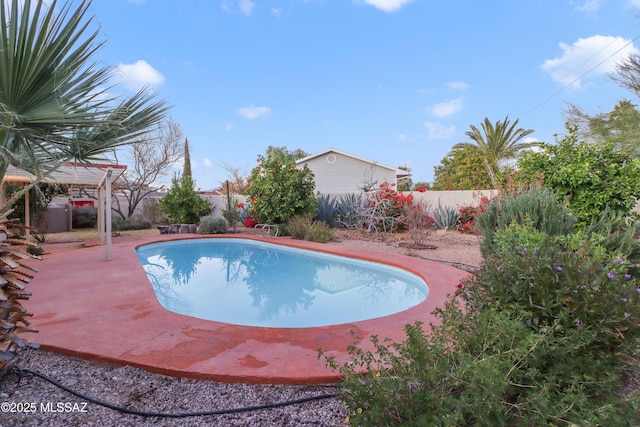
[
  {"x1": 296, "y1": 148, "x2": 411, "y2": 178},
  {"x1": 3, "y1": 162, "x2": 127, "y2": 187}
]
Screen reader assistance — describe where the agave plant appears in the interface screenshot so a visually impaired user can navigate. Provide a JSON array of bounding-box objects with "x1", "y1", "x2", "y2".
[
  {"x1": 335, "y1": 193, "x2": 365, "y2": 229},
  {"x1": 0, "y1": 204, "x2": 40, "y2": 376},
  {"x1": 315, "y1": 194, "x2": 338, "y2": 226},
  {"x1": 434, "y1": 205, "x2": 461, "y2": 230}
]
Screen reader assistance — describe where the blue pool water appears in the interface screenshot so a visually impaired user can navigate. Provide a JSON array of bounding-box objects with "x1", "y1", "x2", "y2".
[{"x1": 135, "y1": 238, "x2": 428, "y2": 328}]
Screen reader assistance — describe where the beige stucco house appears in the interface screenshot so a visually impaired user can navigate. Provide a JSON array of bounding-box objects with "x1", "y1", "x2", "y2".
[{"x1": 295, "y1": 148, "x2": 410, "y2": 195}]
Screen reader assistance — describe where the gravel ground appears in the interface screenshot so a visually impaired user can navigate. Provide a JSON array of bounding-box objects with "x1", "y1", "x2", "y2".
[{"x1": 0, "y1": 229, "x2": 481, "y2": 426}]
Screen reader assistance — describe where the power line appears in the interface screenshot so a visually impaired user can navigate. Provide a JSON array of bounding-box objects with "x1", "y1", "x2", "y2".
[{"x1": 520, "y1": 24, "x2": 640, "y2": 120}]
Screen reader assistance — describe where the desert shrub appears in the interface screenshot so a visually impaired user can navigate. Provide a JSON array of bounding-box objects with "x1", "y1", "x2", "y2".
[
  {"x1": 476, "y1": 188, "x2": 575, "y2": 257},
  {"x1": 323, "y1": 193, "x2": 640, "y2": 426},
  {"x1": 404, "y1": 203, "x2": 434, "y2": 246},
  {"x1": 287, "y1": 216, "x2": 334, "y2": 243},
  {"x1": 335, "y1": 193, "x2": 365, "y2": 229},
  {"x1": 433, "y1": 205, "x2": 460, "y2": 230},
  {"x1": 287, "y1": 215, "x2": 309, "y2": 239},
  {"x1": 221, "y1": 205, "x2": 241, "y2": 229},
  {"x1": 315, "y1": 194, "x2": 338, "y2": 226},
  {"x1": 142, "y1": 198, "x2": 168, "y2": 225},
  {"x1": 112, "y1": 215, "x2": 152, "y2": 231},
  {"x1": 324, "y1": 300, "x2": 638, "y2": 426},
  {"x1": 197, "y1": 216, "x2": 228, "y2": 234},
  {"x1": 465, "y1": 221, "x2": 640, "y2": 356}
]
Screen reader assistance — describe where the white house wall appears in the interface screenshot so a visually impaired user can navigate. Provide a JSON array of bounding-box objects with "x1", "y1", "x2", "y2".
[{"x1": 298, "y1": 152, "x2": 398, "y2": 195}]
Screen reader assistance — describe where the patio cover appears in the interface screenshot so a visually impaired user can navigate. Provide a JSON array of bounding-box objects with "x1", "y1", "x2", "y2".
[{"x1": 1, "y1": 163, "x2": 127, "y2": 260}]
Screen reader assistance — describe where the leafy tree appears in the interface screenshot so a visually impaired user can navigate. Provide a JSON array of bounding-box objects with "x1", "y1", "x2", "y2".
[
  {"x1": 246, "y1": 147, "x2": 316, "y2": 224},
  {"x1": 517, "y1": 125, "x2": 640, "y2": 224},
  {"x1": 396, "y1": 165, "x2": 412, "y2": 191},
  {"x1": 451, "y1": 116, "x2": 538, "y2": 187},
  {"x1": 432, "y1": 145, "x2": 493, "y2": 190},
  {"x1": 411, "y1": 182, "x2": 430, "y2": 191},
  {"x1": 567, "y1": 100, "x2": 640, "y2": 157},
  {"x1": 160, "y1": 140, "x2": 211, "y2": 224},
  {"x1": 0, "y1": 0, "x2": 167, "y2": 198},
  {"x1": 76, "y1": 118, "x2": 184, "y2": 219},
  {"x1": 264, "y1": 145, "x2": 308, "y2": 161},
  {"x1": 611, "y1": 51, "x2": 640, "y2": 97},
  {"x1": 219, "y1": 161, "x2": 250, "y2": 194}
]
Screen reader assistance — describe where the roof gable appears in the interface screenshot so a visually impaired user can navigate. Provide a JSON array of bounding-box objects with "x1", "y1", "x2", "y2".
[{"x1": 296, "y1": 148, "x2": 409, "y2": 177}]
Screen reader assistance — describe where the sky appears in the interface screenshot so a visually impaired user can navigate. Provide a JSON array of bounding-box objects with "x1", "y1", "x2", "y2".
[{"x1": 76, "y1": 0, "x2": 640, "y2": 189}]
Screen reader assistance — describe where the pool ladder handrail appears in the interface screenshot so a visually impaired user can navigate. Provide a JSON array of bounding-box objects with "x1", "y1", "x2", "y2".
[{"x1": 256, "y1": 224, "x2": 279, "y2": 238}]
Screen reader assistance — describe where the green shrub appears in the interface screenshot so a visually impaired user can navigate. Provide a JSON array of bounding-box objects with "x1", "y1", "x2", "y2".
[
  {"x1": 287, "y1": 216, "x2": 334, "y2": 243},
  {"x1": 465, "y1": 221, "x2": 640, "y2": 356},
  {"x1": 112, "y1": 215, "x2": 152, "y2": 231},
  {"x1": 26, "y1": 245, "x2": 44, "y2": 256},
  {"x1": 322, "y1": 191, "x2": 640, "y2": 426},
  {"x1": 433, "y1": 205, "x2": 460, "y2": 229},
  {"x1": 476, "y1": 188, "x2": 575, "y2": 257},
  {"x1": 197, "y1": 216, "x2": 228, "y2": 234},
  {"x1": 517, "y1": 126, "x2": 640, "y2": 225},
  {"x1": 323, "y1": 301, "x2": 637, "y2": 426}
]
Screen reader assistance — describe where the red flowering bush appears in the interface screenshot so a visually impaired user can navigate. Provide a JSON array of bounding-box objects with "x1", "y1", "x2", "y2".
[
  {"x1": 366, "y1": 182, "x2": 414, "y2": 232},
  {"x1": 245, "y1": 213, "x2": 259, "y2": 228},
  {"x1": 457, "y1": 196, "x2": 491, "y2": 234}
]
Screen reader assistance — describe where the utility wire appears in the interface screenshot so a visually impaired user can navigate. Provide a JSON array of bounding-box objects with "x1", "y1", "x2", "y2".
[
  {"x1": 518, "y1": 18, "x2": 640, "y2": 121},
  {"x1": 521, "y1": 31, "x2": 640, "y2": 120},
  {"x1": 15, "y1": 368, "x2": 339, "y2": 419}
]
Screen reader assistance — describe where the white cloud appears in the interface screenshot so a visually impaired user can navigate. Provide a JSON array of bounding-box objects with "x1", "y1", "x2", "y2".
[
  {"x1": 115, "y1": 60, "x2": 164, "y2": 91},
  {"x1": 271, "y1": 7, "x2": 282, "y2": 16},
  {"x1": 424, "y1": 122, "x2": 455, "y2": 139},
  {"x1": 395, "y1": 133, "x2": 409, "y2": 142},
  {"x1": 203, "y1": 158, "x2": 213, "y2": 168},
  {"x1": 629, "y1": 0, "x2": 640, "y2": 7},
  {"x1": 430, "y1": 98, "x2": 463, "y2": 118},
  {"x1": 571, "y1": 0, "x2": 601, "y2": 13},
  {"x1": 239, "y1": 0, "x2": 255, "y2": 15},
  {"x1": 362, "y1": 0, "x2": 414, "y2": 12},
  {"x1": 237, "y1": 106, "x2": 271, "y2": 119},
  {"x1": 221, "y1": 0, "x2": 255, "y2": 15},
  {"x1": 445, "y1": 81, "x2": 469, "y2": 91},
  {"x1": 541, "y1": 35, "x2": 638, "y2": 88}
]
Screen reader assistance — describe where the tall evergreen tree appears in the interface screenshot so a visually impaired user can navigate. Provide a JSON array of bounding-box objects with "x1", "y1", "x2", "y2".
[
  {"x1": 182, "y1": 138, "x2": 193, "y2": 182},
  {"x1": 160, "y1": 138, "x2": 211, "y2": 224}
]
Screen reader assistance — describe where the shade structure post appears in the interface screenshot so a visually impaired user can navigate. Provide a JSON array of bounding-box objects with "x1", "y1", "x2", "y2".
[{"x1": 98, "y1": 169, "x2": 113, "y2": 260}]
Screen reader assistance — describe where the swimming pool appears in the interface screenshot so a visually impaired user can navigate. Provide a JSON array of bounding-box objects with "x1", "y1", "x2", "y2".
[{"x1": 136, "y1": 238, "x2": 428, "y2": 328}]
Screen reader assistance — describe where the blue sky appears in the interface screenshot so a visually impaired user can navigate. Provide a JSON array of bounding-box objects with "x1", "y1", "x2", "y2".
[{"x1": 84, "y1": 0, "x2": 640, "y2": 190}]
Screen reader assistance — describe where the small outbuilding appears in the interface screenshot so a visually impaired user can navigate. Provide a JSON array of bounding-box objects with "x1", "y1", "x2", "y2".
[{"x1": 295, "y1": 148, "x2": 410, "y2": 195}]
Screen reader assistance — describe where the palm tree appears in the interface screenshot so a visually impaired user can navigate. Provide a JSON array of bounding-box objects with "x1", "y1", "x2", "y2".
[
  {"x1": 0, "y1": 0, "x2": 168, "y2": 375},
  {"x1": 451, "y1": 116, "x2": 538, "y2": 187},
  {"x1": 0, "y1": 0, "x2": 168, "y2": 193}
]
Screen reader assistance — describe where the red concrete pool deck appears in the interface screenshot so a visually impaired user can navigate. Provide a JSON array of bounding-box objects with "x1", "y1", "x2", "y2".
[{"x1": 24, "y1": 234, "x2": 471, "y2": 385}]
